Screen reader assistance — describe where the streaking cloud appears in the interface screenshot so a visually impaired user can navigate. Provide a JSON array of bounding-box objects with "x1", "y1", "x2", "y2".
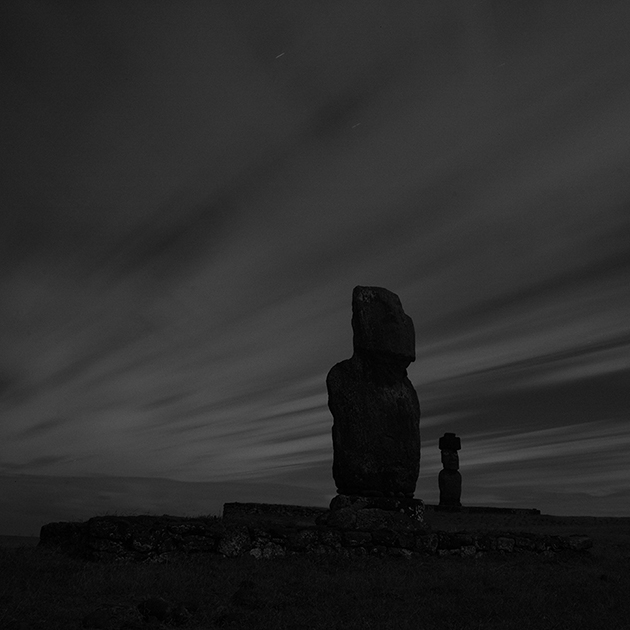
[{"x1": 0, "y1": 1, "x2": 629, "y2": 534}]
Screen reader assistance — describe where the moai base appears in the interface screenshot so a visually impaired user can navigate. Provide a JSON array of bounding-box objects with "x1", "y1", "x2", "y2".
[
  {"x1": 320, "y1": 494, "x2": 427, "y2": 531},
  {"x1": 438, "y1": 432, "x2": 462, "y2": 507}
]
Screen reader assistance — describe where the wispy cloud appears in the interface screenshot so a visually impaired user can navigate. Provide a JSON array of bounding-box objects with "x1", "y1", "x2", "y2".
[{"x1": 0, "y1": 1, "x2": 629, "y2": 532}]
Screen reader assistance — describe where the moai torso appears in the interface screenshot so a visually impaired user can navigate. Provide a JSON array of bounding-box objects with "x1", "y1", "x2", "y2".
[{"x1": 438, "y1": 432, "x2": 462, "y2": 507}]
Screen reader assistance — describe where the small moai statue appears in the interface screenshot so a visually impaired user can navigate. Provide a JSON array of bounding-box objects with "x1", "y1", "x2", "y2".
[{"x1": 438, "y1": 432, "x2": 461, "y2": 507}]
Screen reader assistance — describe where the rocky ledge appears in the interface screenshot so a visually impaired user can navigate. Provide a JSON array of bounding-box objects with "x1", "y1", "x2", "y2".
[{"x1": 39, "y1": 500, "x2": 592, "y2": 563}]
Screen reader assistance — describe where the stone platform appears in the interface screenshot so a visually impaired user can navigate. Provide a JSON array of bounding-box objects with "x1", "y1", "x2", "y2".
[
  {"x1": 425, "y1": 504, "x2": 541, "y2": 515},
  {"x1": 222, "y1": 502, "x2": 328, "y2": 525},
  {"x1": 38, "y1": 500, "x2": 592, "y2": 563}
]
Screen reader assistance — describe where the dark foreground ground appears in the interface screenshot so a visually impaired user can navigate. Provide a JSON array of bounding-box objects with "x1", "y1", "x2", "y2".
[{"x1": 1, "y1": 510, "x2": 629, "y2": 630}]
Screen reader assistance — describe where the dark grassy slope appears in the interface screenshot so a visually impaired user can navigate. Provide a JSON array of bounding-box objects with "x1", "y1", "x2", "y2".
[{"x1": 1, "y1": 542, "x2": 628, "y2": 630}]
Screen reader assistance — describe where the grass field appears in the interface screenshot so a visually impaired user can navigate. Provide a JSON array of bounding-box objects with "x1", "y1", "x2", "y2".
[{"x1": 1, "y1": 512, "x2": 629, "y2": 630}]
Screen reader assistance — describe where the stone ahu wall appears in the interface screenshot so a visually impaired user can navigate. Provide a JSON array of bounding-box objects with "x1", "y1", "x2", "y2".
[{"x1": 39, "y1": 499, "x2": 592, "y2": 563}]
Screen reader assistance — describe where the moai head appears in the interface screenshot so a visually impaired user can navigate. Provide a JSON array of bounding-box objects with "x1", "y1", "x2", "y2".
[
  {"x1": 439, "y1": 433, "x2": 461, "y2": 470},
  {"x1": 351, "y1": 286, "x2": 415, "y2": 367}
]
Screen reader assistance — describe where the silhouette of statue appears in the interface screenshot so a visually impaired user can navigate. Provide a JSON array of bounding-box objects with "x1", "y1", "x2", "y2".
[
  {"x1": 327, "y1": 286, "x2": 420, "y2": 497},
  {"x1": 438, "y1": 432, "x2": 461, "y2": 507}
]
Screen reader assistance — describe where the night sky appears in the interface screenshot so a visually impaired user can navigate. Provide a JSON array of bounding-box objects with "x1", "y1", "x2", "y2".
[{"x1": 1, "y1": 1, "x2": 629, "y2": 536}]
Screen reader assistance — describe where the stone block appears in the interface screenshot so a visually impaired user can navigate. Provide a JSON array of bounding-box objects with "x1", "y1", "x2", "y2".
[
  {"x1": 356, "y1": 508, "x2": 394, "y2": 530},
  {"x1": 371, "y1": 528, "x2": 398, "y2": 546},
  {"x1": 261, "y1": 541, "x2": 286, "y2": 559},
  {"x1": 287, "y1": 528, "x2": 319, "y2": 550},
  {"x1": 389, "y1": 511, "x2": 427, "y2": 532},
  {"x1": 88, "y1": 517, "x2": 130, "y2": 541},
  {"x1": 89, "y1": 538, "x2": 125, "y2": 553},
  {"x1": 217, "y1": 526, "x2": 250, "y2": 557},
  {"x1": 329, "y1": 494, "x2": 365, "y2": 511},
  {"x1": 453, "y1": 532, "x2": 475, "y2": 546},
  {"x1": 437, "y1": 532, "x2": 462, "y2": 551},
  {"x1": 39, "y1": 521, "x2": 87, "y2": 548},
  {"x1": 327, "y1": 508, "x2": 357, "y2": 529},
  {"x1": 319, "y1": 528, "x2": 342, "y2": 547},
  {"x1": 513, "y1": 535, "x2": 538, "y2": 551},
  {"x1": 370, "y1": 545, "x2": 388, "y2": 556},
  {"x1": 416, "y1": 533, "x2": 439, "y2": 554},
  {"x1": 343, "y1": 530, "x2": 373, "y2": 547},
  {"x1": 563, "y1": 535, "x2": 593, "y2": 550},
  {"x1": 131, "y1": 537, "x2": 155, "y2": 553},
  {"x1": 180, "y1": 535, "x2": 216, "y2": 552},
  {"x1": 397, "y1": 532, "x2": 416, "y2": 550},
  {"x1": 329, "y1": 494, "x2": 424, "y2": 516},
  {"x1": 157, "y1": 538, "x2": 176, "y2": 553}
]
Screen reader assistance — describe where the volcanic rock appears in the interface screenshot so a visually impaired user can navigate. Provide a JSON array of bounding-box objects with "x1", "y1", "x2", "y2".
[{"x1": 327, "y1": 286, "x2": 420, "y2": 496}]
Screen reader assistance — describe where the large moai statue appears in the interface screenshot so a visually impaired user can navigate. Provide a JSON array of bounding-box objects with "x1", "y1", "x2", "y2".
[
  {"x1": 326, "y1": 286, "x2": 421, "y2": 497},
  {"x1": 438, "y1": 432, "x2": 462, "y2": 507}
]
